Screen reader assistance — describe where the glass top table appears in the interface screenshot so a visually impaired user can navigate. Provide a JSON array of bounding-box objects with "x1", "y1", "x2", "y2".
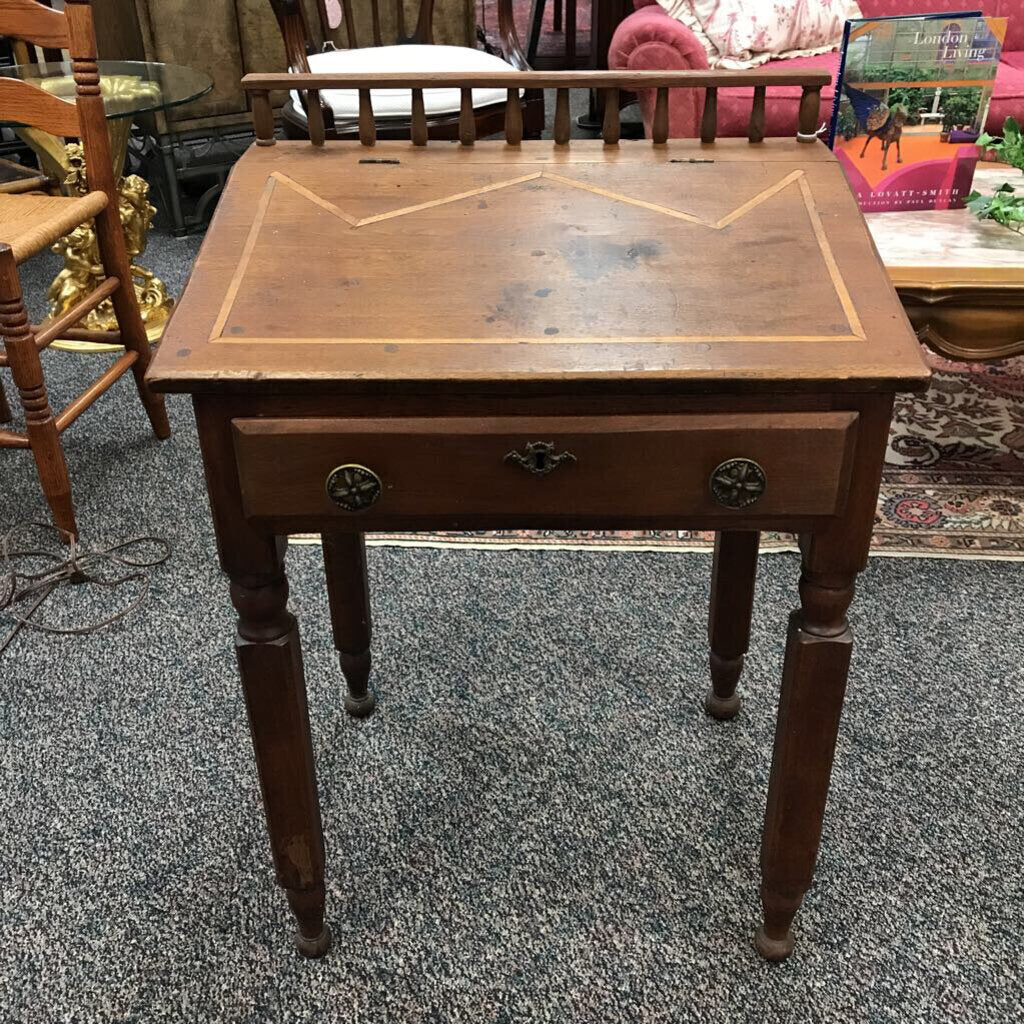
[{"x1": 0, "y1": 60, "x2": 212, "y2": 125}]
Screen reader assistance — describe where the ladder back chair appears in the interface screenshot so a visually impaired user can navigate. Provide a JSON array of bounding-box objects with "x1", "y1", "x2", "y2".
[
  {"x1": 269, "y1": 0, "x2": 545, "y2": 142},
  {"x1": 0, "y1": 0, "x2": 170, "y2": 540},
  {"x1": 0, "y1": 0, "x2": 59, "y2": 195}
]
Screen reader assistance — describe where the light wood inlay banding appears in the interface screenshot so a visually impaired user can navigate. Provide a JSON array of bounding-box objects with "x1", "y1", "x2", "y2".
[
  {"x1": 207, "y1": 166, "x2": 865, "y2": 349},
  {"x1": 797, "y1": 174, "x2": 865, "y2": 339}
]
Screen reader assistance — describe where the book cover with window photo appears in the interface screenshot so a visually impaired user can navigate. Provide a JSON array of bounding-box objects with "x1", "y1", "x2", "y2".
[{"x1": 827, "y1": 12, "x2": 1006, "y2": 212}]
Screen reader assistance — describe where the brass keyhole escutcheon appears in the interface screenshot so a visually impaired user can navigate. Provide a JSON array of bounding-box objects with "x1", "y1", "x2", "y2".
[
  {"x1": 710, "y1": 458, "x2": 767, "y2": 509},
  {"x1": 325, "y1": 464, "x2": 382, "y2": 512},
  {"x1": 505, "y1": 441, "x2": 577, "y2": 476}
]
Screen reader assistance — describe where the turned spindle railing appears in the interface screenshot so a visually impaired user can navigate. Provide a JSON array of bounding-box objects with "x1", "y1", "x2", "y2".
[{"x1": 242, "y1": 70, "x2": 831, "y2": 148}]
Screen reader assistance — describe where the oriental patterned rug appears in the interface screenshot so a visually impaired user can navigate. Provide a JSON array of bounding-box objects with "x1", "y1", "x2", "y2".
[{"x1": 356, "y1": 347, "x2": 1024, "y2": 560}]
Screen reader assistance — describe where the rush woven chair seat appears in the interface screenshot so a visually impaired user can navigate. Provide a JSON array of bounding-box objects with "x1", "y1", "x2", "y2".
[
  {"x1": 0, "y1": 0, "x2": 170, "y2": 540},
  {"x1": 0, "y1": 191, "x2": 107, "y2": 262}
]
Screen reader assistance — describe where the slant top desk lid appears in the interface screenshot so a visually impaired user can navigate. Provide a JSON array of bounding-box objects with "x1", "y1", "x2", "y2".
[{"x1": 148, "y1": 139, "x2": 929, "y2": 396}]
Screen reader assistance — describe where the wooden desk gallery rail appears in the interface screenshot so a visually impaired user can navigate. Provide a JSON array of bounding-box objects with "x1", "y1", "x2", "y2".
[{"x1": 241, "y1": 70, "x2": 832, "y2": 148}]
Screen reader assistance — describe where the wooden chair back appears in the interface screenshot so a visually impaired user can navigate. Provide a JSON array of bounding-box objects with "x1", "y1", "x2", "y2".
[
  {"x1": 270, "y1": 0, "x2": 437, "y2": 62},
  {"x1": 0, "y1": 1, "x2": 120, "y2": 200},
  {"x1": 3, "y1": 0, "x2": 61, "y2": 64}
]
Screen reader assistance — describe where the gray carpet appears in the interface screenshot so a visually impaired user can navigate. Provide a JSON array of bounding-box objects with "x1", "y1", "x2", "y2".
[{"x1": 2, "y1": 229, "x2": 1023, "y2": 1019}]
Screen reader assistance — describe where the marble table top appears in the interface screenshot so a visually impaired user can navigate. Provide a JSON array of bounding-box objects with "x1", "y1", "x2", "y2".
[{"x1": 867, "y1": 166, "x2": 1024, "y2": 278}]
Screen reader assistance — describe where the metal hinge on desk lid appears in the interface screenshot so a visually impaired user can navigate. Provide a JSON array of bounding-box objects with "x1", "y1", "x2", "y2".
[{"x1": 505, "y1": 442, "x2": 577, "y2": 476}]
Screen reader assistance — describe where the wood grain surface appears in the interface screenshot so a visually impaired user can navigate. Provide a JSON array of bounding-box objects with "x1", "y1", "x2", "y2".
[
  {"x1": 231, "y1": 411, "x2": 858, "y2": 526},
  {"x1": 149, "y1": 140, "x2": 928, "y2": 395}
]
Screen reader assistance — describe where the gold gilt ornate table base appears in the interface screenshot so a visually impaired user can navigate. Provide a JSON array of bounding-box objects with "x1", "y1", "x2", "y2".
[{"x1": 17, "y1": 76, "x2": 173, "y2": 352}]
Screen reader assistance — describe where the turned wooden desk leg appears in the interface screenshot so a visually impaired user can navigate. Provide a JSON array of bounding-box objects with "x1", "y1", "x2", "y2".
[
  {"x1": 757, "y1": 549, "x2": 856, "y2": 961},
  {"x1": 229, "y1": 541, "x2": 331, "y2": 958},
  {"x1": 756, "y1": 395, "x2": 891, "y2": 961},
  {"x1": 323, "y1": 532, "x2": 375, "y2": 718},
  {"x1": 706, "y1": 530, "x2": 759, "y2": 720},
  {"x1": 0, "y1": 378, "x2": 11, "y2": 423}
]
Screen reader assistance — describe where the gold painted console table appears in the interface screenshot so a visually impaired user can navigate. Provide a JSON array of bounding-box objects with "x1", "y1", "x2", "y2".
[
  {"x1": 148, "y1": 69, "x2": 930, "y2": 961},
  {"x1": 0, "y1": 60, "x2": 211, "y2": 349}
]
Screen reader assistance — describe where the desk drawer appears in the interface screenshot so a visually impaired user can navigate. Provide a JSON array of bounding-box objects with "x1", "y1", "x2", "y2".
[{"x1": 232, "y1": 413, "x2": 858, "y2": 523}]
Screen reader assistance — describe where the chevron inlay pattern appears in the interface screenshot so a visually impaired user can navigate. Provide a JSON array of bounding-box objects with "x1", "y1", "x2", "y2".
[
  {"x1": 268, "y1": 168, "x2": 809, "y2": 231},
  {"x1": 208, "y1": 166, "x2": 864, "y2": 345}
]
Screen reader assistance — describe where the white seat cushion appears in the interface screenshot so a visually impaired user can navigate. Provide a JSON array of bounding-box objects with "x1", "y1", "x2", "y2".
[{"x1": 290, "y1": 45, "x2": 520, "y2": 123}]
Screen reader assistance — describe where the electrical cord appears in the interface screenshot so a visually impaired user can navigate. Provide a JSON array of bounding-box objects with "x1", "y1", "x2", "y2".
[{"x1": 0, "y1": 522, "x2": 171, "y2": 656}]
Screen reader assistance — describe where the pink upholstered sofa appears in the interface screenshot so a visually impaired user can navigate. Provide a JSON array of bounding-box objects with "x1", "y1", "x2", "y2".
[{"x1": 609, "y1": 0, "x2": 1024, "y2": 138}]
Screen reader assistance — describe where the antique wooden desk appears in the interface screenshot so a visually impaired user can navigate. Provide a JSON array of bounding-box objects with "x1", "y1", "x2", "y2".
[{"x1": 147, "y1": 70, "x2": 930, "y2": 961}]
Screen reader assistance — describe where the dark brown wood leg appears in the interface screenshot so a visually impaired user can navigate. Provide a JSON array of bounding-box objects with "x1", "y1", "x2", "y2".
[
  {"x1": 92, "y1": 195, "x2": 171, "y2": 442},
  {"x1": 755, "y1": 395, "x2": 893, "y2": 960},
  {"x1": 0, "y1": 246, "x2": 77, "y2": 538},
  {"x1": 756, "y1": 553, "x2": 856, "y2": 961},
  {"x1": 0, "y1": 377, "x2": 11, "y2": 423},
  {"x1": 706, "y1": 530, "x2": 759, "y2": 720},
  {"x1": 229, "y1": 538, "x2": 331, "y2": 957},
  {"x1": 322, "y1": 532, "x2": 375, "y2": 717}
]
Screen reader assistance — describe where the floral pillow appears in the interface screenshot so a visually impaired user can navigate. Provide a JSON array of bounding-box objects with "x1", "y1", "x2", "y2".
[{"x1": 656, "y1": 0, "x2": 862, "y2": 69}]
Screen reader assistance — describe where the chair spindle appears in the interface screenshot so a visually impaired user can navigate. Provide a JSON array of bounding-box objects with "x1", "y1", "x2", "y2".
[
  {"x1": 554, "y1": 88, "x2": 571, "y2": 145},
  {"x1": 371, "y1": 0, "x2": 382, "y2": 46},
  {"x1": 701, "y1": 86, "x2": 718, "y2": 144},
  {"x1": 411, "y1": 89, "x2": 427, "y2": 145},
  {"x1": 748, "y1": 85, "x2": 766, "y2": 143},
  {"x1": 307, "y1": 90, "x2": 325, "y2": 146},
  {"x1": 341, "y1": 0, "x2": 358, "y2": 47},
  {"x1": 460, "y1": 88, "x2": 475, "y2": 146},
  {"x1": 505, "y1": 89, "x2": 523, "y2": 145},
  {"x1": 602, "y1": 88, "x2": 620, "y2": 145},
  {"x1": 358, "y1": 89, "x2": 376, "y2": 146},
  {"x1": 653, "y1": 87, "x2": 668, "y2": 145},
  {"x1": 251, "y1": 90, "x2": 275, "y2": 146},
  {"x1": 798, "y1": 86, "x2": 821, "y2": 141}
]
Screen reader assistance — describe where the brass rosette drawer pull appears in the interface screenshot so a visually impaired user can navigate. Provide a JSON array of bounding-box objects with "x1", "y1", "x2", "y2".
[
  {"x1": 710, "y1": 459, "x2": 767, "y2": 509},
  {"x1": 325, "y1": 464, "x2": 382, "y2": 511},
  {"x1": 505, "y1": 441, "x2": 577, "y2": 476}
]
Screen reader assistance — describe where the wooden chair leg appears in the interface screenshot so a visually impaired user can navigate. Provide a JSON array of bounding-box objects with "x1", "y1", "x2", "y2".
[
  {"x1": 706, "y1": 530, "x2": 759, "y2": 719},
  {"x1": 0, "y1": 376, "x2": 11, "y2": 423},
  {"x1": 0, "y1": 245, "x2": 77, "y2": 538},
  {"x1": 90, "y1": 202, "x2": 171, "y2": 441},
  {"x1": 527, "y1": 0, "x2": 547, "y2": 66},
  {"x1": 322, "y1": 532, "x2": 375, "y2": 717}
]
